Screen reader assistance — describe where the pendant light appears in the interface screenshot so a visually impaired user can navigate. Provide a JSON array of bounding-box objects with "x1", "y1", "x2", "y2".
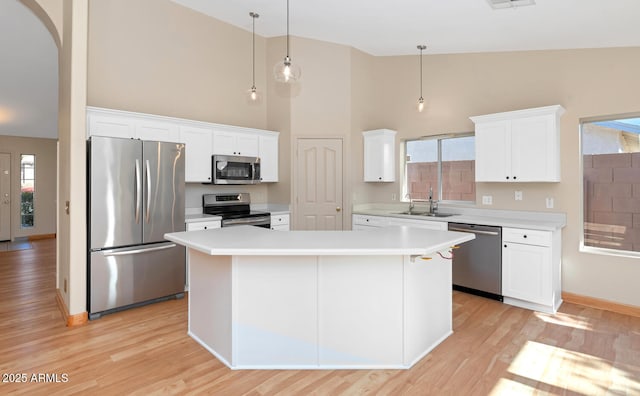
[
  {"x1": 417, "y1": 45, "x2": 427, "y2": 112},
  {"x1": 274, "y1": 0, "x2": 301, "y2": 83},
  {"x1": 247, "y1": 12, "x2": 262, "y2": 103}
]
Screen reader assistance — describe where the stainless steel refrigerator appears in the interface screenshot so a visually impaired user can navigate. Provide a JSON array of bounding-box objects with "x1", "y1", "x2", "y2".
[{"x1": 88, "y1": 136, "x2": 186, "y2": 319}]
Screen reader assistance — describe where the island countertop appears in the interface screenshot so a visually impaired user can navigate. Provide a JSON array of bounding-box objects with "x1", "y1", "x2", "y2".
[{"x1": 165, "y1": 225, "x2": 474, "y2": 256}]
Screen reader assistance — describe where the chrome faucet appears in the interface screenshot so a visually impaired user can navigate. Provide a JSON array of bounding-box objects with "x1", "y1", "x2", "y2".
[
  {"x1": 406, "y1": 193, "x2": 415, "y2": 214},
  {"x1": 428, "y1": 186, "x2": 438, "y2": 214}
]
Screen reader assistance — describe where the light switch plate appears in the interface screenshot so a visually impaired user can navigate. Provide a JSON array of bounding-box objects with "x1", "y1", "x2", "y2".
[
  {"x1": 515, "y1": 191, "x2": 523, "y2": 201},
  {"x1": 482, "y1": 195, "x2": 493, "y2": 205},
  {"x1": 546, "y1": 197, "x2": 554, "y2": 209}
]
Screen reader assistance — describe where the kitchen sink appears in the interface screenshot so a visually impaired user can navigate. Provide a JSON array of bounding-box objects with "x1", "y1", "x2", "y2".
[{"x1": 395, "y1": 211, "x2": 455, "y2": 218}]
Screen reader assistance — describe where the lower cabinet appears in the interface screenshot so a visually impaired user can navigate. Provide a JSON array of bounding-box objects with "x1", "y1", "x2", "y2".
[
  {"x1": 185, "y1": 219, "x2": 221, "y2": 291},
  {"x1": 271, "y1": 214, "x2": 290, "y2": 231},
  {"x1": 352, "y1": 214, "x2": 447, "y2": 231},
  {"x1": 502, "y1": 227, "x2": 561, "y2": 313}
]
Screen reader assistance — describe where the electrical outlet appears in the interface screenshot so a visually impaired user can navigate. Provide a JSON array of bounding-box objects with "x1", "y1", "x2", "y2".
[
  {"x1": 391, "y1": 193, "x2": 397, "y2": 201},
  {"x1": 482, "y1": 195, "x2": 493, "y2": 205},
  {"x1": 515, "y1": 191, "x2": 523, "y2": 201},
  {"x1": 546, "y1": 197, "x2": 554, "y2": 209}
]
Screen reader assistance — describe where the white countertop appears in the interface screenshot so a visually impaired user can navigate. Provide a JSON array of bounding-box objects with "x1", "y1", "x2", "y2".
[
  {"x1": 165, "y1": 225, "x2": 474, "y2": 256},
  {"x1": 353, "y1": 205, "x2": 566, "y2": 231}
]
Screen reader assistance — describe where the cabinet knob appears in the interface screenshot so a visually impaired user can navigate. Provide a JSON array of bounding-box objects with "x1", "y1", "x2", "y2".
[
  {"x1": 204, "y1": 226, "x2": 208, "y2": 230},
  {"x1": 378, "y1": 177, "x2": 382, "y2": 180},
  {"x1": 504, "y1": 244, "x2": 507, "y2": 248},
  {"x1": 336, "y1": 207, "x2": 342, "y2": 212},
  {"x1": 523, "y1": 235, "x2": 527, "y2": 238},
  {"x1": 506, "y1": 176, "x2": 510, "y2": 180},
  {"x1": 513, "y1": 176, "x2": 517, "y2": 180}
]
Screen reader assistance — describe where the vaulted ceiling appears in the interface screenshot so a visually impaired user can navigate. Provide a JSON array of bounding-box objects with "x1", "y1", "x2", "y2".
[{"x1": 3, "y1": 0, "x2": 640, "y2": 140}]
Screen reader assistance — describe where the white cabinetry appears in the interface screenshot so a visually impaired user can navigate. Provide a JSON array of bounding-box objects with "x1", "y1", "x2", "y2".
[
  {"x1": 352, "y1": 214, "x2": 447, "y2": 231},
  {"x1": 502, "y1": 227, "x2": 562, "y2": 313},
  {"x1": 471, "y1": 105, "x2": 564, "y2": 182},
  {"x1": 136, "y1": 119, "x2": 180, "y2": 142},
  {"x1": 185, "y1": 219, "x2": 221, "y2": 291},
  {"x1": 212, "y1": 130, "x2": 259, "y2": 157},
  {"x1": 259, "y1": 133, "x2": 279, "y2": 182},
  {"x1": 363, "y1": 129, "x2": 396, "y2": 182},
  {"x1": 270, "y1": 213, "x2": 290, "y2": 231},
  {"x1": 87, "y1": 108, "x2": 179, "y2": 142},
  {"x1": 180, "y1": 126, "x2": 214, "y2": 183},
  {"x1": 87, "y1": 107, "x2": 280, "y2": 184},
  {"x1": 352, "y1": 214, "x2": 388, "y2": 230},
  {"x1": 186, "y1": 219, "x2": 221, "y2": 231}
]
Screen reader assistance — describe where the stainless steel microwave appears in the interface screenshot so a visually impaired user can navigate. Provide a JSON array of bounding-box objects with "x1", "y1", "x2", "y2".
[{"x1": 212, "y1": 155, "x2": 261, "y2": 184}]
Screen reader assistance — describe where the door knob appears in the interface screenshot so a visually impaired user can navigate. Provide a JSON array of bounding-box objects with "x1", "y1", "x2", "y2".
[{"x1": 336, "y1": 207, "x2": 341, "y2": 212}]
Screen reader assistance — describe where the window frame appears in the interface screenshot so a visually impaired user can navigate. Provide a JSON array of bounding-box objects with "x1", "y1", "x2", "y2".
[
  {"x1": 402, "y1": 132, "x2": 475, "y2": 204},
  {"x1": 579, "y1": 111, "x2": 640, "y2": 259},
  {"x1": 19, "y1": 154, "x2": 35, "y2": 229}
]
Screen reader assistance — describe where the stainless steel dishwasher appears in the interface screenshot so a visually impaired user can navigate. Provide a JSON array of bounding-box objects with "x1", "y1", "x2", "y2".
[{"x1": 448, "y1": 222, "x2": 503, "y2": 301}]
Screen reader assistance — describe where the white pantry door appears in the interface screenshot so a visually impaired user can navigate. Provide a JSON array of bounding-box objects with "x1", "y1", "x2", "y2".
[
  {"x1": 295, "y1": 138, "x2": 343, "y2": 230},
  {"x1": 0, "y1": 153, "x2": 11, "y2": 241}
]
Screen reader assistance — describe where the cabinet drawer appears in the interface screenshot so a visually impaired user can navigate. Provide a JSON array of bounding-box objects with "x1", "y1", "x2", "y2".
[
  {"x1": 502, "y1": 227, "x2": 551, "y2": 247},
  {"x1": 352, "y1": 215, "x2": 387, "y2": 227},
  {"x1": 186, "y1": 220, "x2": 221, "y2": 231},
  {"x1": 271, "y1": 214, "x2": 290, "y2": 226}
]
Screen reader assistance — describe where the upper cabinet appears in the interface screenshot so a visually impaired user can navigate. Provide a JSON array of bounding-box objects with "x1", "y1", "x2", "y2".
[
  {"x1": 87, "y1": 107, "x2": 279, "y2": 183},
  {"x1": 258, "y1": 133, "x2": 279, "y2": 182},
  {"x1": 180, "y1": 125, "x2": 214, "y2": 183},
  {"x1": 87, "y1": 107, "x2": 180, "y2": 142},
  {"x1": 363, "y1": 129, "x2": 397, "y2": 182},
  {"x1": 471, "y1": 105, "x2": 565, "y2": 182},
  {"x1": 212, "y1": 129, "x2": 259, "y2": 157}
]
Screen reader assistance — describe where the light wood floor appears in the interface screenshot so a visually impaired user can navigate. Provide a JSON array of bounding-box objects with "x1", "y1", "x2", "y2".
[{"x1": 1, "y1": 239, "x2": 639, "y2": 395}]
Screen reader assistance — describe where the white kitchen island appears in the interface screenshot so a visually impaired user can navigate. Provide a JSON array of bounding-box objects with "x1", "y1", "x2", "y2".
[{"x1": 164, "y1": 226, "x2": 474, "y2": 370}]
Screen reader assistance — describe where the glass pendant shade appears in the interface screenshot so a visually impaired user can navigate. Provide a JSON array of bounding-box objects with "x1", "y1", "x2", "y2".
[
  {"x1": 274, "y1": 56, "x2": 301, "y2": 83},
  {"x1": 274, "y1": 0, "x2": 300, "y2": 83},
  {"x1": 417, "y1": 97, "x2": 425, "y2": 112}
]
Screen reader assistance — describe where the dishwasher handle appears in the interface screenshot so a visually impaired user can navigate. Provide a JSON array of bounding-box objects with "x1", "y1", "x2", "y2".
[{"x1": 448, "y1": 227, "x2": 500, "y2": 236}]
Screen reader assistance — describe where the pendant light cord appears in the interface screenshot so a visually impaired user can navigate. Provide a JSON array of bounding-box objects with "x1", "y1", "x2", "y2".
[
  {"x1": 286, "y1": 0, "x2": 290, "y2": 58},
  {"x1": 419, "y1": 47, "x2": 423, "y2": 98},
  {"x1": 252, "y1": 13, "x2": 256, "y2": 87}
]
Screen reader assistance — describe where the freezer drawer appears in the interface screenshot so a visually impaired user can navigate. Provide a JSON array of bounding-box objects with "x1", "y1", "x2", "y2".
[{"x1": 89, "y1": 242, "x2": 185, "y2": 317}]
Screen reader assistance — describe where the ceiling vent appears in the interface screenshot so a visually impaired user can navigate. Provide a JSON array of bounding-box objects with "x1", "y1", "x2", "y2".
[{"x1": 486, "y1": 0, "x2": 535, "y2": 9}]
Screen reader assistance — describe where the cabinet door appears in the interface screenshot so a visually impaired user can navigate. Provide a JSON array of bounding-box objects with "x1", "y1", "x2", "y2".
[
  {"x1": 363, "y1": 131, "x2": 395, "y2": 182},
  {"x1": 212, "y1": 130, "x2": 237, "y2": 155},
  {"x1": 511, "y1": 114, "x2": 559, "y2": 182},
  {"x1": 136, "y1": 120, "x2": 180, "y2": 142},
  {"x1": 236, "y1": 134, "x2": 259, "y2": 157},
  {"x1": 180, "y1": 126, "x2": 213, "y2": 183},
  {"x1": 502, "y1": 242, "x2": 552, "y2": 305},
  {"x1": 474, "y1": 120, "x2": 510, "y2": 182},
  {"x1": 87, "y1": 113, "x2": 136, "y2": 139},
  {"x1": 259, "y1": 134, "x2": 279, "y2": 182}
]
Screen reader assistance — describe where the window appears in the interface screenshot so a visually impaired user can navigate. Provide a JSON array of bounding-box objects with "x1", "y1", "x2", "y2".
[
  {"x1": 582, "y1": 116, "x2": 640, "y2": 255},
  {"x1": 404, "y1": 134, "x2": 475, "y2": 202},
  {"x1": 20, "y1": 154, "x2": 35, "y2": 228}
]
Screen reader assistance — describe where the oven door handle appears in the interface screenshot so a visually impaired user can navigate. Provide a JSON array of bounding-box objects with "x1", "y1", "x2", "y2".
[{"x1": 223, "y1": 217, "x2": 271, "y2": 226}]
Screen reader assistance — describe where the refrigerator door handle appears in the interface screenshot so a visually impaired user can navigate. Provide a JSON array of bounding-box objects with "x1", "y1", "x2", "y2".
[
  {"x1": 135, "y1": 159, "x2": 142, "y2": 224},
  {"x1": 145, "y1": 159, "x2": 151, "y2": 223},
  {"x1": 101, "y1": 243, "x2": 177, "y2": 256}
]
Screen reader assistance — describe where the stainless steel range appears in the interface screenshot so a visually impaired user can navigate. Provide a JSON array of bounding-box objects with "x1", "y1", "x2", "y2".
[{"x1": 203, "y1": 193, "x2": 270, "y2": 228}]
